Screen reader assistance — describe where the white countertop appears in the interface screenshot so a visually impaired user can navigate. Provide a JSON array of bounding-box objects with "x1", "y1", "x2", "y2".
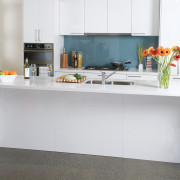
[
  {"x1": 55, "y1": 68, "x2": 158, "y2": 76},
  {"x1": 0, "y1": 76, "x2": 180, "y2": 97}
]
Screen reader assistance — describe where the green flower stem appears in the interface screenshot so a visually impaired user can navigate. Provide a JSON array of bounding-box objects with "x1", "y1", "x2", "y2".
[{"x1": 146, "y1": 52, "x2": 179, "y2": 88}]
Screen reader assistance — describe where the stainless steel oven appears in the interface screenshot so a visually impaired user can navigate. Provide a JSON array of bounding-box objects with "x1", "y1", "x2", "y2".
[{"x1": 24, "y1": 43, "x2": 54, "y2": 76}]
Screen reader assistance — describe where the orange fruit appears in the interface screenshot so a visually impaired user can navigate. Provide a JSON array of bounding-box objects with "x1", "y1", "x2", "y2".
[
  {"x1": 3, "y1": 70, "x2": 10, "y2": 75},
  {"x1": 10, "y1": 70, "x2": 17, "y2": 75}
]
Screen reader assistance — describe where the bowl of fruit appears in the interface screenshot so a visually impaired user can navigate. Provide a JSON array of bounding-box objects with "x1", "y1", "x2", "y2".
[{"x1": 0, "y1": 70, "x2": 17, "y2": 83}]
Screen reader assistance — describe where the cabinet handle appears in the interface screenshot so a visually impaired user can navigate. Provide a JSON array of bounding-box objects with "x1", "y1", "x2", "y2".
[
  {"x1": 177, "y1": 61, "x2": 179, "y2": 75},
  {"x1": 70, "y1": 33, "x2": 83, "y2": 35},
  {"x1": 128, "y1": 76, "x2": 142, "y2": 78},
  {"x1": 132, "y1": 33, "x2": 146, "y2": 35},
  {"x1": 173, "y1": 78, "x2": 180, "y2": 79},
  {"x1": 38, "y1": 30, "x2": 41, "y2": 42},
  {"x1": 35, "y1": 29, "x2": 38, "y2": 42}
]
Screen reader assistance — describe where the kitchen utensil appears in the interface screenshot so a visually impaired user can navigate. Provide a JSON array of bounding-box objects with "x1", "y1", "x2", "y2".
[
  {"x1": 111, "y1": 60, "x2": 131, "y2": 69},
  {"x1": 61, "y1": 48, "x2": 68, "y2": 68}
]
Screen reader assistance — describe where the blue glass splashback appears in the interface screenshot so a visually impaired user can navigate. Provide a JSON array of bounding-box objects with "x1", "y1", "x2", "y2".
[{"x1": 64, "y1": 36, "x2": 159, "y2": 69}]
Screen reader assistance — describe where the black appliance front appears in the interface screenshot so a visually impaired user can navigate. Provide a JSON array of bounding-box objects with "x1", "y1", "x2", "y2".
[{"x1": 24, "y1": 43, "x2": 54, "y2": 76}]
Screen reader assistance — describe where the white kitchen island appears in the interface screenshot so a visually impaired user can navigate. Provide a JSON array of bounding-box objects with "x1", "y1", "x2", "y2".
[{"x1": 0, "y1": 76, "x2": 180, "y2": 164}]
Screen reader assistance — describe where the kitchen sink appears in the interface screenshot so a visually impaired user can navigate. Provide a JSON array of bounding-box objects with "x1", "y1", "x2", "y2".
[
  {"x1": 113, "y1": 81, "x2": 134, "y2": 85},
  {"x1": 86, "y1": 80, "x2": 134, "y2": 85},
  {"x1": 86, "y1": 80, "x2": 112, "y2": 85}
]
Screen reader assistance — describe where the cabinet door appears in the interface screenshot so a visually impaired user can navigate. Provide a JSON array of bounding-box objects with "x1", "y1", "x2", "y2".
[
  {"x1": 38, "y1": 0, "x2": 54, "y2": 43},
  {"x1": 132, "y1": 0, "x2": 160, "y2": 36},
  {"x1": 85, "y1": 0, "x2": 108, "y2": 33},
  {"x1": 60, "y1": 0, "x2": 84, "y2": 35},
  {"x1": 23, "y1": 0, "x2": 38, "y2": 43},
  {"x1": 108, "y1": 0, "x2": 131, "y2": 33},
  {"x1": 160, "y1": 0, "x2": 180, "y2": 75}
]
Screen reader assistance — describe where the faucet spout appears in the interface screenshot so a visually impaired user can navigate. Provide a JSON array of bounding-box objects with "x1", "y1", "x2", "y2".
[{"x1": 101, "y1": 69, "x2": 117, "y2": 85}]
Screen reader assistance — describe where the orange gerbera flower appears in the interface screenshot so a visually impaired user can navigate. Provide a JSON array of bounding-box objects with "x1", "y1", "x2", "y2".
[
  {"x1": 148, "y1": 46, "x2": 154, "y2": 55},
  {"x1": 142, "y1": 49, "x2": 149, "y2": 56},
  {"x1": 177, "y1": 46, "x2": 180, "y2": 52},
  {"x1": 159, "y1": 48, "x2": 166, "y2": 56},
  {"x1": 151, "y1": 49, "x2": 159, "y2": 57},
  {"x1": 172, "y1": 46, "x2": 179, "y2": 53},
  {"x1": 164, "y1": 48, "x2": 171, "y2": 56}
]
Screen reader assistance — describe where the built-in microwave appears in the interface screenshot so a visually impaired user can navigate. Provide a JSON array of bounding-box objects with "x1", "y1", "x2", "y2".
[{"x1": 24, "y1": 43, "x2": 54, "y2": 76}]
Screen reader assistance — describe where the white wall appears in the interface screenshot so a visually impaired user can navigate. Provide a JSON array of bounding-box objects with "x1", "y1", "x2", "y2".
[{"x1": 0, "y1": 0, "x2": 23, "y2": 74}]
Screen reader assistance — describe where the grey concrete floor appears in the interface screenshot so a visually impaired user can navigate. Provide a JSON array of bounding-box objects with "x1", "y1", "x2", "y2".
[{"x1": 0, "y1": 148, "x2": 180, "y2": 180}]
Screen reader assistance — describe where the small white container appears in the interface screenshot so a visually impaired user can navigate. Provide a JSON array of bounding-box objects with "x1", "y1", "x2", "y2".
[
  {"x1": 138, "y1": 64, "x2": 143, "y2": 71},
  {"x1": 0, "y1": 75, "x2": 17, "y2": 83}
]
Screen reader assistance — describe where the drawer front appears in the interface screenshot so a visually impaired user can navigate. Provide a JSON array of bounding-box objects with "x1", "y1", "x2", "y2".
[
  {"x1": 127, "y1": 75, "x2": 158, "y2": 81},
  {"x1": 108, "y1": 74, "x2": 127, "y2": 80},
  {"x1": 171, "y1": 76, "x2": 180, "y2": 80},
  {"x1": 83, "y1": 73, "x2": 127, "y2": 80},
  {"x1": 83, "y1": 73, "x2": 100, "y2": 79}
]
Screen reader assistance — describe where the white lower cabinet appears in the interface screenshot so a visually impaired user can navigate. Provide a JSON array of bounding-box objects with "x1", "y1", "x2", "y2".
[
  {"x1": 0, "y1": 89, "x2": 56, "y2": 151},
  {"x1": 55, "y1": 92, "x2": 123, "y2": 157},
  {"x1": 123, "y1": 95, "x2": 180, "y2": 163}
]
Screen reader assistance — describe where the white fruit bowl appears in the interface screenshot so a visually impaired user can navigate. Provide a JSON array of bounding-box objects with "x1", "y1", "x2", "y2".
[{"x1": 0, "y1": 75, "x2": 17, "y2": 83}]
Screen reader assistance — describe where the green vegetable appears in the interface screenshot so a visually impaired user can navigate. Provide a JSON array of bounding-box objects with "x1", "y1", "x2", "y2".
[
  {"x1": 0, "y1": 72, "x2": 5, "y2": 76},
  {"x1": 74, "y1": 73, "x2": 82, "y2": 80}
]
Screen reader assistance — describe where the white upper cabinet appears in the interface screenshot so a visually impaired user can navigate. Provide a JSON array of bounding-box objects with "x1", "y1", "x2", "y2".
[
  {"x1": 160, "y1": 0, "x2": 180, "y2": 47},
  {"x1": 132, "y1": 0, "x2": 160, "y2": 36},
  {"x1": 160, "y1": 0, "x2": 180, "y2": 75},
  {"x1": 60, "y1": 0, "x2": 84, "y2": 35},
  {"x1": 108, "y1": 0, "x2": 131, "y2": 33},
  {"x1": 23, "y1": 0, "x2": 56, "y2": 43},
  {"x1": 38, "y1": 0, "x2": 54, "y2": 42},
  {"x1": 23, "y1": 0, "x2": 38, "y2": 43},
  {"x1": 85, "y1": 0, "x2": 108, "y2": 33}
]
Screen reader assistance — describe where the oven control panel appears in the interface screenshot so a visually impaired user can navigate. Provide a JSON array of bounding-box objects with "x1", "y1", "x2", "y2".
[{"x1": 24, "y1": 43, "x2": 53, "y2": 50}]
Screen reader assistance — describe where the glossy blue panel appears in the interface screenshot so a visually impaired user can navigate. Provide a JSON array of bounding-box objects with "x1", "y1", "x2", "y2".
[{"x1": 64, "y1": 36, "x2": 159, "y2": 69}]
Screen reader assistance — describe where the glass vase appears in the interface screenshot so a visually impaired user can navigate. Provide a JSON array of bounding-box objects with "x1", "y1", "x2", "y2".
[{"x1": 158, "y1": 62, "x2": 170, "y2": 88}]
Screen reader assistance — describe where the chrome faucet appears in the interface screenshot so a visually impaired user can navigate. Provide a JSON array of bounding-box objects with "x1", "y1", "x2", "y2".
[{"x1": 101, "y1": 70, "x2": 117, "y2": 85}]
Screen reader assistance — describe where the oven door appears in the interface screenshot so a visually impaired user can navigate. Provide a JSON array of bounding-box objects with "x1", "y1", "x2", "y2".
[{"x1": 24, "y1": 50, "x2": 54, "y2": 66}]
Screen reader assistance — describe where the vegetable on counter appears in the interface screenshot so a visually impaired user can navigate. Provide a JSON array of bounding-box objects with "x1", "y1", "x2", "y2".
[
  {"x1": 64, "y1": 75, "x2": 76, "y2": 80},
  {"x1": 56, "y1": 73, "x2": 86, "y2": 83},
  {"x1": 74, "y1": 73, "x2": 82, "y2": 80}
]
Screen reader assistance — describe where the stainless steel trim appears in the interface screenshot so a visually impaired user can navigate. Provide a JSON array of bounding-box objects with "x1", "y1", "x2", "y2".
[
  {"x1": 24, "y1": 50, "x2": 53, "y2": 53},
  {"x1": 132, "y1": 33, "x2": 146, "y2": 35},
  {"x1": 84, "y1": 33, "x2": 131, "y2": 36},
  {"x1": 70, "y1": 33, "x2": 84, "y2": 35}
]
